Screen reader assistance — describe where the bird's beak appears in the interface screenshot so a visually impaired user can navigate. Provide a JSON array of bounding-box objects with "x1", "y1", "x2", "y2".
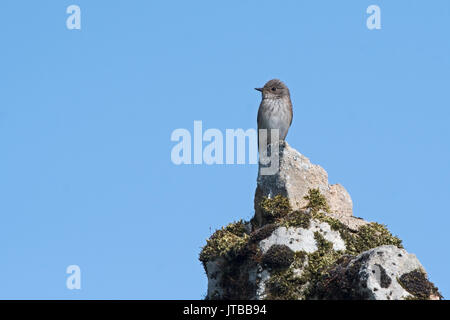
[{"x1": 255, "y1": 88, "x2": 263, "y2": 92}]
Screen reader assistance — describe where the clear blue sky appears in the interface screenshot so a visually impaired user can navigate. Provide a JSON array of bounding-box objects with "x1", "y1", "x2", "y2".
[{"x1": 0, "y1": 0, "x2": 449, "y2": 299}]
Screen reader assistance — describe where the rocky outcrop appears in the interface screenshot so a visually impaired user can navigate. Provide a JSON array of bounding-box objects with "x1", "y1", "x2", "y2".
[
  {"x1": 312, "y1": 245, "x2": 442, "y2": 300},
  {"x1": 200, "y1": 142, "x2": 442, "y2": 300},
  {"x1": 254, "y1": 142, "x2": 367, "y2": 231}
]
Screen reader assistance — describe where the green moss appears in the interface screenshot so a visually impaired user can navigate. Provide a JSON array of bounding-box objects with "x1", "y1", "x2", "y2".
[
  {"x1": 316, "y1": 219, "x2": 404, "y2": 256},
  {"x1": 202, "y1": 186, "x2": 410, "y2": 300},
  {"x1": 223, "y1": 219, "x2": 248, "y2": 236},
  {"x1": 257, "y1": 230, "x2": 326, "y2": 299},
  {"x1": 262, "y1": 244, "x2": 295, "y2": 270},
  {"x1": 260, "y1": 195, "x2": 291, "y2": 223},
  {"x1": 298, "y1": 233, "x2": 345, "y2": 298},
  {"x1": 263, "y1": 248, "x2": 310, "y2": 299},
  {"x1": 304, "y1": 232, "x2": 341, "y2": 282},
  {"x1": 309, "y1": 217, "x2": 403, "y2": 256},
  {"x1": 310, "y1": 254, "x2": 372, "y2": 300},
  {"x1": 200, "y1": 221, "x2": 262, "y2": 300},
  {"x1": 199, "y1": 220, "x2": 249, "y2": 263},
  {"x1": 265, "y1": 268, "x2": 306, "y2": 300},
  {"x1": 311, "y1": 211, "x2": 344, "y2": 231},
  {"x1": 271, "y1": 232, "x2": 342, "y2": 299},
  {"x1": 282, "y1": 210, "x2": 311, "y2": 229},
  {"x1": 314, "y1": 231, "x2": 333, "y2": 251},
  {"x1": 260, "y1": 189, "x2": 405, "y2": 299},
  {"x1": 398, "y1": 269, "x2": 442, "y2": 300},
  {"x1": 301, "y1": 223, "x2": 404, "y2": 299},
  {"x1": 250, "y1": 223, "x2": 277, "y2": 242},
  {"x1": 342, "y1": 223, "x2": 403, "y2": 255},
  {"x1": 292, "y1": 251, "x2": 307, "y2": 269},
  {"x1": 303, "y1": 188, "x2": 330, "y2": 214}
]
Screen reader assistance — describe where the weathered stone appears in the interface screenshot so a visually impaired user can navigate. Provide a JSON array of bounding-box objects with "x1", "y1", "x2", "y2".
[
  {"x1": 205, "y1": 258, "x2": 226, "y2": 300},
  {"x1": 254, "y1": 141, "x2": 367, "y2": 230},
  {"x1": 312, "y1": 245, "x2": 442, "y2": 300},
  {"x1": 200, "y1": 143, "x2": 441, "y2": 300},
  {"x1": 259, "y1": 222, "x2": 346, "y2": 254},
  {"x1": 202, "y1": 222, "x2": 441, "y2": 300}
]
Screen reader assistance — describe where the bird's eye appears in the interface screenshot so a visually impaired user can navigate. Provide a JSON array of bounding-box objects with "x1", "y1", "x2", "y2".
[{"x1": 271, "y1": 87, "x2": 276, "y2": 91}]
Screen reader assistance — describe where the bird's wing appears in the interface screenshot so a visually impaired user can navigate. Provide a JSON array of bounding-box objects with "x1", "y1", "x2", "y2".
[
  {"x1": 257, "y1": 103, "x2": 262, "y2": 126},
  {"x1": 257, "y1": 103, "x2": 263, "y2": 148},
  {"x1": 289, "y1": 101, "x2": 293, "y2": 126}
]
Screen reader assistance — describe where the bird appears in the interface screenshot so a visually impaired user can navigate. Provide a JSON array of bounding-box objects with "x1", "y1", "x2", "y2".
[{"x1": 255, "y1": 79, "x2": 293, "y2": 151}]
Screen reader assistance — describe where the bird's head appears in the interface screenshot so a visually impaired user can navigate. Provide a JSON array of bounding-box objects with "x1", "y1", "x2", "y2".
[{"x1": 255, "y1": 79, "x2": 290, "y2": 99}]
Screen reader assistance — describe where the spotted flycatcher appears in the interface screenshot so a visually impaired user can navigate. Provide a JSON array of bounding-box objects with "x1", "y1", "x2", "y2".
[{"x1": 255, "y1": 79, "x2": 293, "y2": 152}]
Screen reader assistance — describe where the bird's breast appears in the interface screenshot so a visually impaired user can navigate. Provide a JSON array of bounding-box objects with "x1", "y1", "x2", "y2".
[
  {"x1": 258, "y1": 99, "x2": 292, "y2": 128},
  {"x1": 258, "y1": 98, "x2": 292, "y2": 140}
]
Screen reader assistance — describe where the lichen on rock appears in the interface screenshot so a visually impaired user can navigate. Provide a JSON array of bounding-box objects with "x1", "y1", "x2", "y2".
[
  {"x1": 200, "y1": 143, "x2": 441, "y2": 300},
  {"x1": 311, "y1": 246, "x2": 443, "y2": 300}
]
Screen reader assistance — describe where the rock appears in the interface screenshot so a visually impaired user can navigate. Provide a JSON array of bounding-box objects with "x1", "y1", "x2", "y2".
[
  {"x1": 201, "y1": 219, "x2": 441, "y2": 300},
  {"x1": 258, "y1": 221, "x2": 346, "y2": 254},
  {"x1": 199, "y1": 143, "x2": 442, "y2": 300},
  {"x1": 254, "y1": 141, "x2": 367, "y2": 230},
  {"x1": 204, "y1": 258, "x2": 226, "y2": 300},
  {"x1": 312, "y1": 245, "x2": 442, "y2": 300}
]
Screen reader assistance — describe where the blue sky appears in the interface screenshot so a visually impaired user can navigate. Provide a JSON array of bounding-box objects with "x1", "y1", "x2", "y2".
[{"x1": 0, "y1": 0, "x2": 449, "y2": 299}]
